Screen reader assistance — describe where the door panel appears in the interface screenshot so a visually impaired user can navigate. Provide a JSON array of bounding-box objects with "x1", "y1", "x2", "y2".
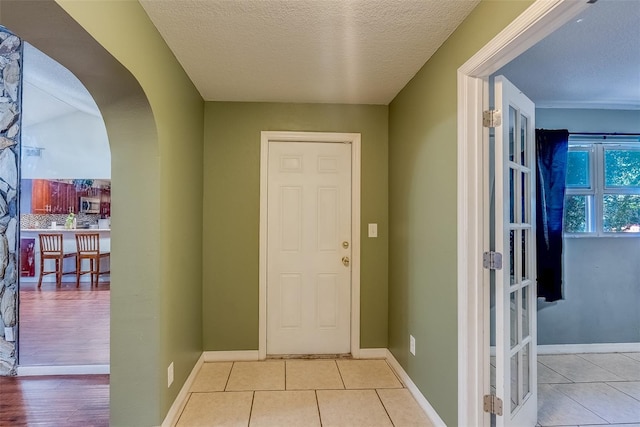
[
  {"x1": 492, "y1": 75, "x2": 537, "y2": 426},
  {"x1": 267, "y1": 141, "x2": 351, "y2": 355}
]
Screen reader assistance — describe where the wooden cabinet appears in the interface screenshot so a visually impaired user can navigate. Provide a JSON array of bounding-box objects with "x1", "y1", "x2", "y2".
[
  {"x1": 31, "y1": 179, "x2": 52, "y2": 213},
  {"x1": 100, "y1": 187, "x2": 111, "y2": 218},
  {"x1": 30, "y1": 180, "x2": 77, "y2": 214},
  {"x1": 28, "y1": 180, "x2": 110, "y2": 215}
]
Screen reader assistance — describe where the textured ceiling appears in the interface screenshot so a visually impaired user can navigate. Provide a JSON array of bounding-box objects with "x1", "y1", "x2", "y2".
[
  {"x1": 139, "y1": 0, "x2": 480, "y2": 104},
  {"x1": 497, "y1": 0, "x2": 640, "y2": 110}
]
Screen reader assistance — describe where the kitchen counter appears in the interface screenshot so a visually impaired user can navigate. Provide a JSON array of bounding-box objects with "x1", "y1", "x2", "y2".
[
  {"x1": 21, "y1": 228, "x2": 111, "y2": 232},
  {"x1": 20, "y1": 229, "x2": 110, "y2": 284}
]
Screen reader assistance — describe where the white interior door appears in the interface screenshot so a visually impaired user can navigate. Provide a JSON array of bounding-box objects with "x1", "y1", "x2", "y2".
[
  {"x1": 266, "y1": 141, "x2": 352, "y2": 355},
  {"x1": 492, "y1": 75, "x2": 537, "y2": 426}
]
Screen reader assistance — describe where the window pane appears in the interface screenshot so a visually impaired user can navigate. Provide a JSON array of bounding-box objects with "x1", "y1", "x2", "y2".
[
  {"x1": 605, "y1": 149, "x2": 640, "y2": 188},
  {"x1": 564, "y1": 195, "x2": 589, "y2": 233},
  {"x1": 509, "y1": 106, "x2": 516, "y2": 162},
  {"x1": 520, "y1": 114, "x2": 527, "y2": 167},
  {"x1": 566, "y1": 151, "x2": 590, "y2": 188},
  {"x1": 603, "y1": 194, "x2": 640, "y2": 232}
]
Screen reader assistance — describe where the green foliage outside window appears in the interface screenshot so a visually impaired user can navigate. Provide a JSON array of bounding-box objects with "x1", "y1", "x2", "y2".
[{"x1": 564, "y1": 144, "x2": 640, "y2": 234}]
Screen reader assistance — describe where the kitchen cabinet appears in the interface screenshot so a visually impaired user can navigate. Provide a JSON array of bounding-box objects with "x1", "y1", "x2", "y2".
[
  {"x1": 100, "y1": 187, "x2": 111, "y2": 217},
  {"x1": 28, "y1": 179, "x2": 110, "y2": 215},
  {"x1": 30, "y1": 180, "x2": 76, "y2": 214},
  {"x1": 31, "y1": 179, "x2": 52, "y2": 213}
]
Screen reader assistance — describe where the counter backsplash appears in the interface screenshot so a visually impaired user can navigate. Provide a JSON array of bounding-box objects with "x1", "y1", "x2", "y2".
[{"x1": 21, "y1": 213, "x2": 103, "y2": 229}]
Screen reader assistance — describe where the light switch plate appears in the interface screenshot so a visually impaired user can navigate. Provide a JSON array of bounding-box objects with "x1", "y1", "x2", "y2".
[
  {"x1": 410, "y1": 335, "x2": 416, "y2": 356},
  {"x1": 368, "y1": 223, "x2": 378, "y2": 238}
]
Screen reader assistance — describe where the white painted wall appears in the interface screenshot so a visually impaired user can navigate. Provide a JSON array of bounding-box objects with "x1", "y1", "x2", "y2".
[{"x1": 21, "y1": 110, "x2": 110, "y2": 179}]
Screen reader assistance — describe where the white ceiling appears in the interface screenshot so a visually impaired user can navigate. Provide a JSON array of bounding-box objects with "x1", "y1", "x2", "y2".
[
  {"x1": 139, "y1": 0, "x2": 481, "y2": 104},
  {"x1": 497, "y1": 0, "x2": 640, "y2": 110}
]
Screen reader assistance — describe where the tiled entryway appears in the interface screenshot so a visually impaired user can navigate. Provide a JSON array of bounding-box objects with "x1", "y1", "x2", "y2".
[
  {"x1": 175, "y1": 359, "x2": 433, "y2": 426},
  {"x1": 538, "y1": 352, "x2": 640, "y2": 426}
]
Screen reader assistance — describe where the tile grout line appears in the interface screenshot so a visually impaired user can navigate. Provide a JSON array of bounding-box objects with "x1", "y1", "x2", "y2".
[
  {"x1": 335, "y1": 360, "x2": 347, "y2": 389},
  {"x1": 173, "y1": 391, "x2": 193, "y2": 427},
  {"x1": 246, "y1": 390, "x2": 255, "y2": 427},
  {"x1": 606, "y1": 381, "x2": 640, "y2": 405},
  {"x1": 223, "y1": 361, "x2": 234, "y2": 391},
  {"x1": 375, "y1": 388, "x2": 396, "y2": 426},
  {"x1": 541, "y1": 382, "x2": 613, "y2": 425},
  {"x1": 574, "y1": 353, "x2": 633, "y2": 381},
  {"x1": 315, "y1": 389, "x2": 323, "y2": 427}
]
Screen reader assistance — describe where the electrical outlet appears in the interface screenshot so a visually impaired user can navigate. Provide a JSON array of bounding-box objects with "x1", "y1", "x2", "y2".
[
  {"x1": 168, "y1": 362, "x2": 174, "y2": 388},
  {"x1": 410, "y1": 335, "x2": 416, "y2": 356}
]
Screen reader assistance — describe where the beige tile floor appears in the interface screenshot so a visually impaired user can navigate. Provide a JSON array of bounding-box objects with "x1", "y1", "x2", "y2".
[
  {"x1": 538, "y1": 352, "x2": 640, "y2": 427},
  {"x1": 175, "y1": 359, "x2": 434, "y2": 427}
]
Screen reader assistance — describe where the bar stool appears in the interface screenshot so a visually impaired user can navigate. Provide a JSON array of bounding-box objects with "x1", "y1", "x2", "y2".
[
  {"x1": 38, "y1": 233, "x2": 76, "y2": 288},
  {"x1": 75, "y1": 233, "x2": 110, "y2": 288}
]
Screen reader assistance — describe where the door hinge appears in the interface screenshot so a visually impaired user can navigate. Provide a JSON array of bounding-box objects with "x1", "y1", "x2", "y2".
[
  {"x1": 483, "y1": 394, "x2": 504, "y2": 416},
  {"x1": 483, "y1": 109, "x2": 502, "y2": 128},
  {"x1": 483, "y1": 251, "x2": 503, "y2": 270}
]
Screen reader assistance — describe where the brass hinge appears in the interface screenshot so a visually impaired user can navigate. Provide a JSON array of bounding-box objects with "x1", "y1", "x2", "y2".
[
  {"x1": 483, "y1": 251, "x2": 503, "y2": 270},
  {"x1": 483, "y1": 109, "x2": 502, "y2": 128},
  {"x1": 483, "y1": 394, "x2": 503, "y2": 416}
]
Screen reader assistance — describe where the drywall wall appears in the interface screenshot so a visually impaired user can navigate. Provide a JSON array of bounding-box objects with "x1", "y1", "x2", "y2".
[
  {"x1": 388, "y1": 1, "x2": 533, "y2": 425},
  {"x1": 203, "y1": 102, "x2": 389, "y2": 350}
]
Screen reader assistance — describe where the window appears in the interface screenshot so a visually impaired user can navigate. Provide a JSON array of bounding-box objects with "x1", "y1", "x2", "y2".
[{"x1": 564, "y1": 136, "x2": 640, "y2": 236}]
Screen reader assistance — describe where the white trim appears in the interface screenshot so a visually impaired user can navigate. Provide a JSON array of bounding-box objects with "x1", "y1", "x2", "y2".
[
  {"x1": 538, "y1": 343, "x2": 640, "y2": 355},
  {"x1": 357, "y1": 348, "x2": 388, "y2": 359},
  {"x1": 259, "y1": 131, "x2": 361, "y2": 359},
  {"x1": 457, "y1": 1, "x2": 591, "y2": 426},
  {"x1": 160, "y1": 353, "x2": 204, "y2": 427},
  {"x1": 203, "y1": 350, "x2": 260, "y2": 362},
  {"x1": 17, "y1": 364, "x2": 110, "y2": 376},
  {"x1": 385, "y1": 349, "x2": 446, "y2": 427}
]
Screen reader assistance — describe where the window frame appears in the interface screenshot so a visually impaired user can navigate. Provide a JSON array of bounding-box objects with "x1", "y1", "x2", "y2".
[{"x1": 564, "y1": 136, "x2": 640, "y2": 237}]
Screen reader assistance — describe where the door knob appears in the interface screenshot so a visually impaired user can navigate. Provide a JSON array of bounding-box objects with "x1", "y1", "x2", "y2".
[{"x1": 342, "y1": 256, "x2": 350, "y2": 267}]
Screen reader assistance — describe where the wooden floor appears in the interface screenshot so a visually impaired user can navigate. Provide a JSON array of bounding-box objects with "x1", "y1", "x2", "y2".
[
  {"x1": 0, "y1": 374, "x2": 109, "y2": 426},
  {"x1": 18, "y1": 281, "x2": 109, "y2": 366},
  {"x1": 0, "y1": 281, "x2": 112, "y2": 426}
]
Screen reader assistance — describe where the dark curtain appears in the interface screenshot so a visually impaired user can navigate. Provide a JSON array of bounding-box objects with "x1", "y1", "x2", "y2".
[{"x1": 536, "y1": 129, "x2": 569, "y2": 302}]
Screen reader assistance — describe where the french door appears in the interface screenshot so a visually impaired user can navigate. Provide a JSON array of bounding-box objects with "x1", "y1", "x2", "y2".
[{"x1": 488, "y1": 75, "x2": 537, "y2": 426}]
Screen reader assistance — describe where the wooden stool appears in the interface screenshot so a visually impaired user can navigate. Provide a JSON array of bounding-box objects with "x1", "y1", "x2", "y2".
[
  {"x1": 38, "y1": 233, "x2": 76, "y2": 288},
  {"x1": 75, "y1": 233, "x2": 110, "y2": 288}
]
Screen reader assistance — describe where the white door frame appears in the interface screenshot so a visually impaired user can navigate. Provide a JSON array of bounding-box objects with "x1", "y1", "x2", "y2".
[
  {"x1": 456, "y1": 1, "x2": 590, "y2": 425},
  {"x1": 259, "y1": 131, "x2": 361, "y2": 360}
]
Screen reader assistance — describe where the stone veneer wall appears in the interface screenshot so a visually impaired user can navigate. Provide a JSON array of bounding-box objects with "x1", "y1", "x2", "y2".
[{"x1": 0, "y1": 27, "x2": 22, "y2": 376}]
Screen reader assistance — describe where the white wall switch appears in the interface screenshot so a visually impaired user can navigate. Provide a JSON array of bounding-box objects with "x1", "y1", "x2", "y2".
[
  {"x1": 167, "y1": 362, "x2": 174, "y2": 388},
  {"x1": 368, "y1": 223, "x2": 378, "y2": 238},
  {"x1": 410, "y1": 335, "x2": 416, "y2": 356}
]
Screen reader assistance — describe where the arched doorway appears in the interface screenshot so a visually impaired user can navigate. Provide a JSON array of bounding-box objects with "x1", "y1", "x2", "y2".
[{"x1": 0, "y1": 1, "x2": 163, "y2": 424}]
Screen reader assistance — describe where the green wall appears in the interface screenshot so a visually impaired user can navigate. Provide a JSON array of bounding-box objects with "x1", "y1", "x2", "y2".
[
  {"x1": 51, "y1": 2, "x2": 205, "y2": 425},
  {"x1": 203, "y1": 102, "x2": 389, "y2": 350},
  {"x1": 387, "y1": 1, "x2": 533, "y2": 425}
]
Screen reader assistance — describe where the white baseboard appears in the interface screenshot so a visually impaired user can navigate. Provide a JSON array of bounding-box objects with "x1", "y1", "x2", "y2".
[
  {"x1": 538, "y1": 342, "x2": 640, "y2": 354},
  {"x1": 357, "y1": 348, "x2": 388, "y2": 359},
  {"x1": 18, "y1": 364, "x2": 110, "y2": 376},
  {"x1": 161, "y1": 353, "x2": 204, "y2": 427},
  {"x1": 384, "y1": 350, "x2": 446, "y2": 427},
  {"x1": 203, "y1": 350, "x2": 260, "y2": 362}
]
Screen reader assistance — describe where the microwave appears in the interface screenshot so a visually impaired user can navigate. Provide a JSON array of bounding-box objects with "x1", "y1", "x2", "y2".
[{"x1": 79, "y1": 197, "x2": 100, "y2": 214}]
